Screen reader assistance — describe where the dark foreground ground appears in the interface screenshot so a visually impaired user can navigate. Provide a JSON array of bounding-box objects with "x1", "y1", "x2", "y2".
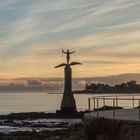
[
  {"x1": 1, "y1": 115, "x2": 140, "y2": 140},
  {"x1": 0, "y1": 112, "x2": 84, "y2": 140},
  {"x1": 2, "y1": 107, "x2": 138, "y2": 140},
  {"x1": 0, "y1": 126, "x2": 82, "y2": 140},
  {"x1": 0, "y1": 107, "x2": 125, "y2": 140}
]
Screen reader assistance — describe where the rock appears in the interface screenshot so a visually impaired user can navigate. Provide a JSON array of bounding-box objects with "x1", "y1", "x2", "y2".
[
  {"x1": 0, "y1": 112, "x2": 84, "y2": 120},
  {"x1": 94, "y1": 105, "x2": 123, "y2": 111},
  {"x1": 84, "y1": 118, "x2": 140, "y2": 140},
  {"x1": 97, "y1": 135, "x2": 110, "y2": 140},
  {"x1": 85, "y1": 118, "x2": 120, "y2": 140}
]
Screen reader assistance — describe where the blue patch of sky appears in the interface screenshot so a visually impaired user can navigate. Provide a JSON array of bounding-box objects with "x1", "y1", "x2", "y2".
[{"x1": 0, "y1": 0, "x2": 140, "y2": 59}]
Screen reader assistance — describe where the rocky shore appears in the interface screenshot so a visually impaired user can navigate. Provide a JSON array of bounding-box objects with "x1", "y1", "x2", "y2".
[
  {"x1": 84, "y1": 118, "x2": 140, "y2": 140},
  {"x1": 0, "y1": 112, "x2": 84, "y2": 140},
  {"x1": 3, "y1": 110, "x2": 140, "y2": 140},
  {"x1": 0, "y1": 111, "x2": 84, "y2": 120},
  {"x1": 0, "y1": 125, "x2": 84, "y2": 140}
]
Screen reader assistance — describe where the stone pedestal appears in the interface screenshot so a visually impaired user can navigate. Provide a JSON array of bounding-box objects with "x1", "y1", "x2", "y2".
[{"x1": 60, "y1": 65, "x2": 77, "y2": 114}]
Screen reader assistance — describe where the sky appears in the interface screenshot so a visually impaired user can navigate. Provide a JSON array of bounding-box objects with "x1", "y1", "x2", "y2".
[{"x1": 0, "y1": 0, "x2": 140, "y2": 78}]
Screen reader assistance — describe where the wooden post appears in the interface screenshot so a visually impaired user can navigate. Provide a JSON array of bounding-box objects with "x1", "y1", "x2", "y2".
[
  {"x1": 97, "y1": 99, "x2": 99, "y2": 117},
  {"x1": 113, "y1": 99, "x2": 115, "y2": 119},
  {"x1": 93, "y1": 98, "x2": 95, "y2": 111},
  {"x1": 132, "y1": 96, "x2": 134, "y2": 109},
  {"x1": 103, "y1": 97, "x2": 105, "y2": 108},
  {"x1": 88, "y1": 98, "x2": 91, "y2": 112},
  {"x1": 116, "y1": 96, "x2": 118, "y2": 107}
]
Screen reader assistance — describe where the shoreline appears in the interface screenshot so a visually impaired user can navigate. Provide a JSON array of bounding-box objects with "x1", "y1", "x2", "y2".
[
  {"x1": 0, "y1": 112, "x2": 83, "y2": 140},
  {"x1": 0, "y1": 112, "x2": 85, "y2": 120}
]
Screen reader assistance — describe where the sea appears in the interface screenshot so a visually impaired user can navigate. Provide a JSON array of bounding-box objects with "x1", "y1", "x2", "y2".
[
  {"x1": 0, "y1": 92, "x2": 140, "y2": 134},
  {"x1": 0, "y1": 92, "x2": 140, "y2": 115},
  {"x1": 0, "y1": 92, "x2": 95, "y2": 114}
]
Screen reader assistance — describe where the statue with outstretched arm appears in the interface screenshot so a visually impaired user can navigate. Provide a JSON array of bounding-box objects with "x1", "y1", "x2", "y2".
[
  {"x1": 62, "y1": 49, "x2": 75, "y2": 64},
  {"x1": 55, "y1": 49, "x2": 82, "y2": 114},
  {"x1": 55, "y1": 49, "x2": 82, "y2": 68}
]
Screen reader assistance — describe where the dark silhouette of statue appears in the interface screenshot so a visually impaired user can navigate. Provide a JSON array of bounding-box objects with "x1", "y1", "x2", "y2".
[
  {"x1": 55, "y1": 50, "x2": 81, "y2": 68},
  {"x1": 55, "y1": 50, "x2": 82, "y2": 114},
  {"x1": 62, "y1": 50, "x2": 75, "y2": 64}
]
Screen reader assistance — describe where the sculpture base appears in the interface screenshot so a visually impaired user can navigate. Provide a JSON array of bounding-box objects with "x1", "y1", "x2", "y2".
[
  {"x1": 60, "y1": 92, "x2": 77, "y2": 114},
  {"x1": 56, "y1": 110, "x2": 83, "y2": 118},
  {"x1": 60, "y1": 107, "x2": 77, "y2": 115}
]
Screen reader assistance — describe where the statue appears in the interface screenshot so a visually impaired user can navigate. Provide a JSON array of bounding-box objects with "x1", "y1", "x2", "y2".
[
  {"x1": 62, "y1": 50, "x2": 75, "y2": 64},
  {"x1": 55, "y1": 50, "x2": 82, "y2": 114},
  {"x1": 55, "y1": 50, "x2": 81, "y2": 68}
]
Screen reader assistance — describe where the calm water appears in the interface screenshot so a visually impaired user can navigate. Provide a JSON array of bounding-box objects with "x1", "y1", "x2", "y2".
[
  {"x1": 0, "y1": 93, "x2": 94, "y2": 114},
  {"x1": 0, "y1": 93, "x2": 140, "y2": 114}
]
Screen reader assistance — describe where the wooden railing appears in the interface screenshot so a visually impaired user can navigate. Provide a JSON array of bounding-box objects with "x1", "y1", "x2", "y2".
[{"x1": 88, "y1": 94, "x2": 140, "y2": 120}]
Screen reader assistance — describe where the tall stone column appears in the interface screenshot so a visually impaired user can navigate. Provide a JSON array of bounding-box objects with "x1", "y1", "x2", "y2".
[
  {"x1": 55, "y1": 50, "x2": 82, "y2": 114},
  {"x1": 60, "y1": 65, "x2": 77, "y2": 114}
]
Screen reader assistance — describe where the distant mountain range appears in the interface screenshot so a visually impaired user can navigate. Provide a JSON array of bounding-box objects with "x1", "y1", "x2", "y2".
[{"x1": 0, "y1": 73, "x2": 140, "y2": 93}]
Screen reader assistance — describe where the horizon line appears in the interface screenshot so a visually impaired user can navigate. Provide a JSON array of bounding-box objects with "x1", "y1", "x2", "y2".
[{"x1": 0, "y1": 73, "x2": 140, "y2": 80}]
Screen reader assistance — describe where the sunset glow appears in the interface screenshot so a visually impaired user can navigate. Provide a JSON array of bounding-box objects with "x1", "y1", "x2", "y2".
[{"x1": 0, "y1": 0, "x2": 140, "y2": 78}]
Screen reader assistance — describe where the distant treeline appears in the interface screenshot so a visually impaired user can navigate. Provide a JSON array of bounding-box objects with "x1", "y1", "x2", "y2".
[{"x1": 84, "y1": 80, "x2": 140, "y2": 93}]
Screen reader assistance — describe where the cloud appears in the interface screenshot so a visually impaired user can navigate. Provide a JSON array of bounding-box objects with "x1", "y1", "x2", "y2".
[{"x1": 0, "y1": 0, "x2": 140, "y2": 77}]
